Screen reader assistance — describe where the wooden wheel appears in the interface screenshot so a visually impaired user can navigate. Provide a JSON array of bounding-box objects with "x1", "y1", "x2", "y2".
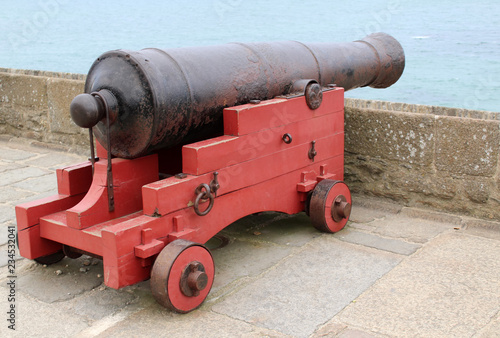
[
  {"x1": 151, "y1": 239, "x2": 215, "y2": 313},
  {"x1": 308, "y1": 179, "x2": 352, "y2": 233}
]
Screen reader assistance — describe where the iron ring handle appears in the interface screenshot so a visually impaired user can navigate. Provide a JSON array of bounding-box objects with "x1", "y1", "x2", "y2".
[
  {"x1": 194, "y1": 183, "x2": 214, "y2": 216},
  {"x1": 282, "y1": 133, "x2": 292, "y2": 144}
]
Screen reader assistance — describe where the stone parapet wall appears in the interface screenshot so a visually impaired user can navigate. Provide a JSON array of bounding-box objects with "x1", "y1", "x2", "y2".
[
  {"x1": 1, "y1": 68, "x2": 499, "y2": 220},
  {"x1": 344, "y1": 99, "x2": 500, "y2": 220},
  {"x1": 0, "y1": 68, "x2": 87, "y2": 152}
]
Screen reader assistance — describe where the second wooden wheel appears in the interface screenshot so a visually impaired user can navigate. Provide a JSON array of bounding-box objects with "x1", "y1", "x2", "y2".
[
  {"x1": 308, "y1": 179, "x2": 352, "y2": 233},
  {"x1": 150, "y1": 239, "x2": 215, "y2": 313}
]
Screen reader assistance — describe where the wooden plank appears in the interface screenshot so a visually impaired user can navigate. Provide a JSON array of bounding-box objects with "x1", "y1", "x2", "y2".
[
  {"x1": 17, "y1": 225, "x2": 62, "y2": 259},
  {"x1": 56, "y1": 161, "x2": 93, "y2": 196},
  {"x1": 150, "y1": 156, "x2": 345, "y2": 245},
  {"x1": 15, "y1": 194, "x2": 85, "y2": 230},
  {"x1": 223, "y1": 88, "x2": 344, "y2": 136},
  {"x1": 144, "y1": 133, "x2": 344, "y2": 216},
  {"x1": 65, "y1": 155, "x2": 159, "y2": 229},
  {"x1": 183, "y1": 110, "x2": 344, "y2": 175}
]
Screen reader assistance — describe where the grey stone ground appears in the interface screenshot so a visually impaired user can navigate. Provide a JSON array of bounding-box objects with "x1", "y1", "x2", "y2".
[{"x1": 0, "y1": 136, "x2": 499, "y2": 338}]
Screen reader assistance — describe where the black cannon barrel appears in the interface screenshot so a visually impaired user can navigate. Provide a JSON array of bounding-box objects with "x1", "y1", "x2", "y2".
[{"x1": 70, "y1": 32, "x2": 405, "y2": 158}]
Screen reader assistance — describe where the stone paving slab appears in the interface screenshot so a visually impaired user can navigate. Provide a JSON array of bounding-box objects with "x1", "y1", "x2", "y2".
[
  {"x1": 371, "y1": 214, "x2": 455, "y2": 244},
  {"x1": 22, "y1": 152, "x2": 83, "y2": 169},
  {"x1": 11, "y1": 174, "x2": 57, "y2": 193},
  {"x1": 333, "y1": 231, "x2": 500, "y2": 337},
  {"x1": 475, "y1": 313, "x2": 500, "y2": 338},
  {"x1": 221, "y1": 212, "x2": 323, "y2": 247},
  {"x1": 212, "y1": 236, "x2": 402, "y2": 337},
  {"x1": 209, "y1": 238, "x2": 294, "y2": 294},
  {"x1": 0, "y1": 204, "x2": 16, "y2": 224},
  {"x1": 0, "y1": 166, "x2": 51, "y2": 187},
  {"x1": 0, "y1": 188, "x2": 35, "y2": 204},
  {"x1": 97, "y1": 308, "x2": 291, "y2": 338},
  {"x1": 334, "y1": 228, "x2": 421, "y2": 255},
  {"x1": 0, "y1": 162, "x2": 25, "y2": 173},
  {"x1": 17, "y1": 257, "x2": 104, "y2": 303},
  {"x1": 1, "y1": 292, "x2": 90, "y2": 337},
  {"x1": 0, "y1": 148, "x2": 37, "y2": 162}
]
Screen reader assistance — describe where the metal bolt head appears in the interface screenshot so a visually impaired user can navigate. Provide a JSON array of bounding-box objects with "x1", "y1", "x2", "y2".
[
  {"x1": 187, "y1": 270, "x2": 209, "y2": 292},
  {"x1": 331, "y1": 195, "x2": 351, "y2": 222}
]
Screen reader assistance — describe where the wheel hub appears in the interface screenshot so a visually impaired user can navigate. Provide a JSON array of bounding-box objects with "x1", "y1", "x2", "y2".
[
  {"x1": 180, "y1": 261, "x2": 208, "y2": 297},
  {"x1": 331, "y1": 195, "x2": 351, "y2": 222}
]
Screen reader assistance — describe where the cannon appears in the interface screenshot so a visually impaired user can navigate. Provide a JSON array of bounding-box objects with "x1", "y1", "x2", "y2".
[{"x1": 16, "y1": 33, "x2": 404, "y2": 313}]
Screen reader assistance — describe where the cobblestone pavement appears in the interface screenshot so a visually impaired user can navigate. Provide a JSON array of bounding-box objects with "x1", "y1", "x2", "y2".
[{"x1": 0, "y1": 136, "x2": 499, "y2": 338}]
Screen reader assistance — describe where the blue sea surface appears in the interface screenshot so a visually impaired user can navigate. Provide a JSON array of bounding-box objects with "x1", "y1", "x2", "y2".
[{"x1": 0, "y1": 0, "x2": 498, "y2": 111}]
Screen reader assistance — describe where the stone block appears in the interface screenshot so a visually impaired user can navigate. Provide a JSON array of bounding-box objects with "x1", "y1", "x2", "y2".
[
  {"x1": 0, "y1": 72, "x2": 48, "y2": 109},
  {"x1": 463, "y1": 178, "x2": 491, "y2": 203},
  {"x1": 47, "y1": 77, "x2": 85, "y2": 134},
  {"x1": 387, "y1": 169, "x2": 457, "y2": 200},
  {"x1": 345, "y1": 108, "x2": 435, "y2": 166},
  {"x1": 435, "y1": 116, "x2": 500, "y2": 176},
  {"x1": 335, "y1": 232, "x2": 500, "y2": 337}
]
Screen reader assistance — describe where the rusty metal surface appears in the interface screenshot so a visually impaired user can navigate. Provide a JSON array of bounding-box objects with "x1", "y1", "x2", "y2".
[
  {"x1": 71, "y1": 32, "x2": 405, "y2": 158},
  {"x1": 180, "y1": 261, "x2": 208, "y2": 297},
  {"x1": 331, "y1": 195, "x2": 351, "y2": 222},
  {"x1": 308, "y1": 140, "x2": 317, "y2": 161}
]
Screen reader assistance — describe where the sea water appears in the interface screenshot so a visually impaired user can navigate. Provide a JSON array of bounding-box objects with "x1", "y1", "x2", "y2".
[{"x1": 0, "y1": 0, "x2": 498, "y2": 112}]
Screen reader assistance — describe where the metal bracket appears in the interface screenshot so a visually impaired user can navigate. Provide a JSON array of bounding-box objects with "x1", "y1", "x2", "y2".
[{"x1": 308, "y1": 140, "x2": 317, "y2": 161}]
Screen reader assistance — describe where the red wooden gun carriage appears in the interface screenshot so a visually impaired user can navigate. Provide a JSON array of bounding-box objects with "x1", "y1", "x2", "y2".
[{"x1": 16, "y1": 33, "x2": 404, "y2": 313}]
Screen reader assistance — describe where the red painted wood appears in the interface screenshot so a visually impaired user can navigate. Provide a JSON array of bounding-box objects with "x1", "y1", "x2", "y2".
[
  {"x1": 102, "y1": 251, "x2": 151, "y2": 289},
  {"x1": 57, "y1": 162, "x2": 93, "y2": 196},
  {"x1": 66, "y1": 155, "x2": 159, "y2": 229},
  {"x1": 16, "y1": 194, "x2": 85, "y2": 231},
  {"x1": 323, "y1": 182, "x2": 351, "y2": 232},
  {"x1": 39, "y1": 211, "x2": 135, "y2": 257},
  {"x1": 134, "y1": 239, "x2": 164, "y2": 259},
  {"x1": 144, "y1": 133, "x2": 343, "y2": 216},
  {"x1": 223, "y1": 88, "x2": 343, "y2": 136},
  {"x1": 100, "y1": 214, "x2": 168, "y2": 258},
  {"x1": 100, "y1": 215, "x2": 167, "y2": 288},
  {"x1": 166, "y1": 157, "x2": 344, "y2": 245},
  {"x1": 95, "y1": 138, "x2": 108, "y2": 159},
  {"x1": 17, "y1": 225, "x2": 62, "y2": 259},
  {"x1": 183, "y1": 109, "x2": 343, "y2": 175}
]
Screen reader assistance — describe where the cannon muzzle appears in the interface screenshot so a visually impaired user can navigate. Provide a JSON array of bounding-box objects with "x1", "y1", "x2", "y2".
[{"x1": 71, "y1": 32, "x2": 405, "y2": 158}]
